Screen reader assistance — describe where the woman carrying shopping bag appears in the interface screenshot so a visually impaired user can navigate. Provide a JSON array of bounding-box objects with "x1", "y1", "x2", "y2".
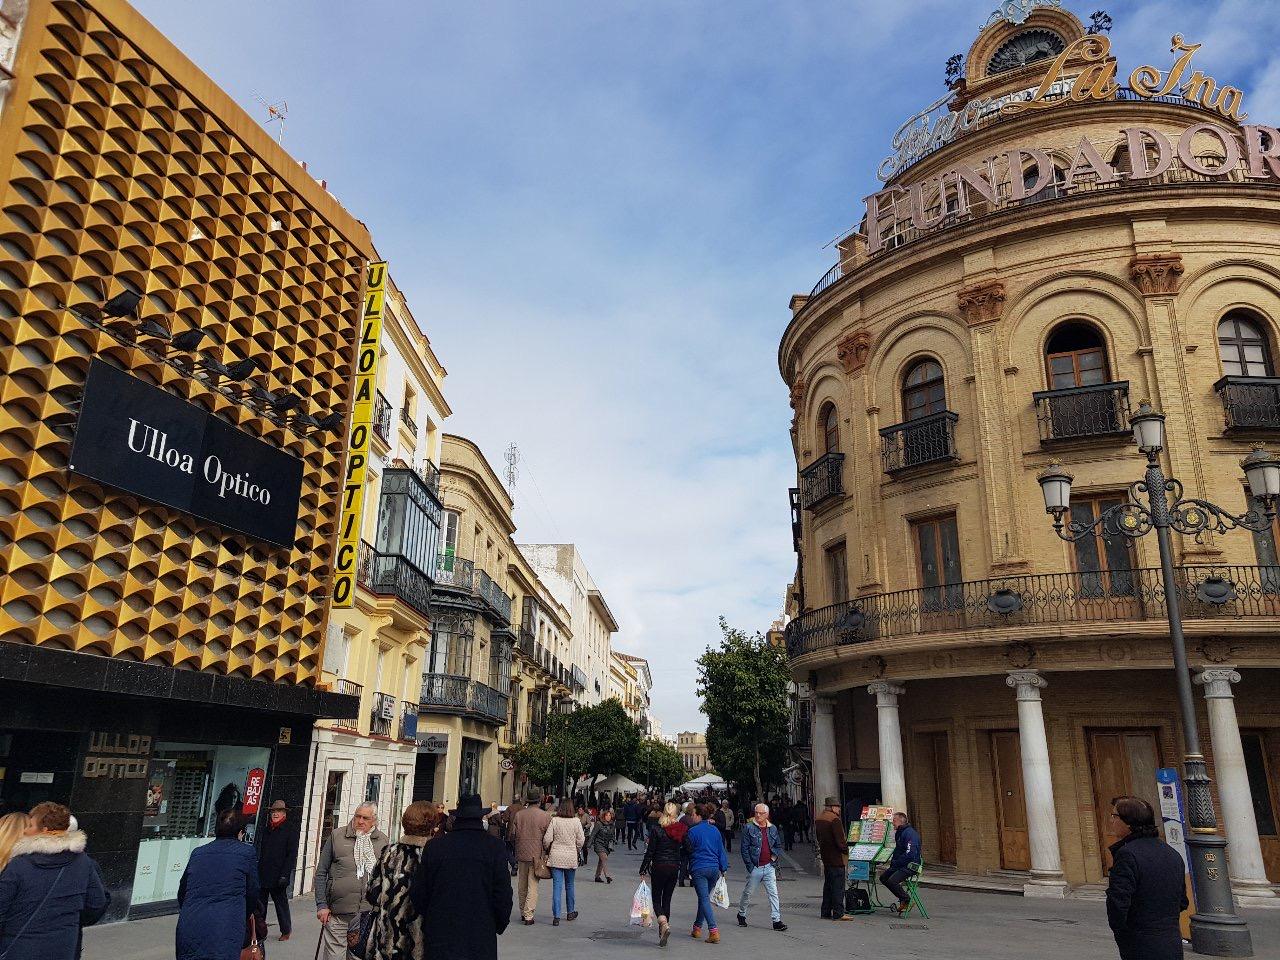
[
  {"x1": 639, "y1": 802, "x2": 692, "y2": 948},
  {"x1": 686, "y1": 803, "x2": 728, "y2": 943}
]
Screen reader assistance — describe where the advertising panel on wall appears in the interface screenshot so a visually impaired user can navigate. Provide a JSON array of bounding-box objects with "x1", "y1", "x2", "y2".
[
  {"x1": 68, "y1": 359, "x2": 304, "y2": 547},
  {"x1": 332, "y1": 259, "x2": 388, "y2": 607}
]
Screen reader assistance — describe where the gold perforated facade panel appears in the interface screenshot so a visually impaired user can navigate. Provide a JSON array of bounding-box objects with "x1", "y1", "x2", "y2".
[{"x1": 0, "y1": 0, "x2": 373, "y2": 685}]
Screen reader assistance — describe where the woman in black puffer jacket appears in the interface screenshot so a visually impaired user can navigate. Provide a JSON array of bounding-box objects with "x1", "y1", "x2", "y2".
[{"x1": 639, "y1": 802, "x2": 692, "y2": 947}]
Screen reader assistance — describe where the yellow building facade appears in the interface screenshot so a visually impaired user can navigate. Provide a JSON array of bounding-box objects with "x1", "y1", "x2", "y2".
[
  {"x1": 296, "y1": 274, "x2": 452, "y2": 892},
  {"x1": 0, "y1": 0, "x2": 369, "y2": 918},
  {"x1": 782, "y1": 6, "x2": 1280, "y2": 900}
]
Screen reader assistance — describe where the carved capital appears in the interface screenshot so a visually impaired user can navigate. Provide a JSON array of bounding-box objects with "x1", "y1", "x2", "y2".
[
  {"x1": 1006, "y1": 669, "x2": 1048, "y2": 700},
  {"x1": 1129, "y1": 254, "x2": 1184, "y2": 296},
  {"x1": 957, "y1": 279, "x2": 1005, "y2": 326},
  {"x1": 1194, "y1": 667, "x2": 1241, "y2": 699},
  {"x1": 836, "y1": 329, "x2": 873, "y2": 375},
  {"x1": 867, "y1": 680, "x2": 904, "y2": 706},
  {"x1": 788, "y1": 378, "x2": 806, "y2": 411}
]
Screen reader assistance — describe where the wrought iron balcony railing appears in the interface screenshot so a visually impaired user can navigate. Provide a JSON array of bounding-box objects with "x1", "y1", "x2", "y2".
[
  {"x1": 880, "y1": 411, "x2": 959, "y2": 474},
  {"x1": 435, "y1": 556, "x2": 474, "y2": 593},
  {"x1": 363, "y1": 551, "x2": 432, "y2": 618},
  {"x1": 329, "y1": 678, "x2": 363, "y2": 728},
  {"x1": 785, "y1": 564, "x2": 1280, "y2": 658},
  {"x1": 476, "y1": 568, "x2": 513, "y2": 624},
  {"x1": 799, "y1": 452, "x2": 844, "y2": 510},
  {"x1": 1213, "y1": 376, "x2": 1280, "y2": 433},
  {"x1": 370, "y1": 691, "x2": 396, "y2": 738},
  {"x1": 1032, "y1": 381, "x2": 1131, "y2": 444},
  {"x1": 373, "y1": 390, "x2": 392, "y2": 444},
  {"x1": 420, "y1": 672, "x2": 509, "y2": 725},
  {"x1": 400, "y1": 405, "x2": 418, "y2": 434},
  {"x1": 400, "y1": 701, "x2": 418, "y2": 742},
  {"x1": 417, "y1": 458, "x2": 442, "y2": 500}
]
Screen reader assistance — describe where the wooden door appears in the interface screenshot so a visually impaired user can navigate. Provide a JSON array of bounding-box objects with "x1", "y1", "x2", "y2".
[
  {"x1": 991, "y1": 731, "x2": 1031, "y2": 870},
  {"x1": 926, "y1": 732, "x2": 957, "y2": 864},
  {"x1": 1087, "y1": 729, "x2": 1162, "y2": 872},
  {"x1": 1241, "y1": 731, "x2": 1280, "y2": 881}
]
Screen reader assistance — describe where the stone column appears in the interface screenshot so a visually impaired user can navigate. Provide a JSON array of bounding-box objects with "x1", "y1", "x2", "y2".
[
  {"x1": 810, "y1": 695, "x2": 839, "y2": 808},
  {"x1": 1194, "y1": 668, "x2": 1277, "y2": 901},
  {"x1": 868, "y1": 681, "x2": 906, "y2": 813},
  {"x1": 1006, "y1": 670, "x2": 1069, "y2": 898}
]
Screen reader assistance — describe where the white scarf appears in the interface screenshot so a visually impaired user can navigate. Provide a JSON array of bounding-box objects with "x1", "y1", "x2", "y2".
[{"x1": 354, "y1": 830, "x2": 376, "y2": 879}]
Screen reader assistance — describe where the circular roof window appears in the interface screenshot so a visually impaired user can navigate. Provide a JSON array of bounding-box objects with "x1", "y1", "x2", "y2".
[{"x1": 987, "y1": 29, "x2": 1066, "y2": 75}]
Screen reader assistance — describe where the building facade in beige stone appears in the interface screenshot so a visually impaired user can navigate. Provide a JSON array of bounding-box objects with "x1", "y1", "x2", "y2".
[{"x1": 782, "y1": 6, "x2": 1280, "y2": 899}]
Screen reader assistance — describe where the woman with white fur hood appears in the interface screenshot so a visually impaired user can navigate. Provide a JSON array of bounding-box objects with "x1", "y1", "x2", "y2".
[{"x1": 0, "y1": 801, "x2": 109, "y2": 960}]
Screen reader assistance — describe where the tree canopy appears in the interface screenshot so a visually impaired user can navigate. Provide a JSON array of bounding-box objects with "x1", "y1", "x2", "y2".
[
  {"x1": 697, "y1": 617, "x2": 791, "y2": 799},
  {"x1": 630, "y1": 736, "x2": 685, "y2": 791},
  {"x1": 512, "y1": 697, "x2": 642, "y2": 793}
]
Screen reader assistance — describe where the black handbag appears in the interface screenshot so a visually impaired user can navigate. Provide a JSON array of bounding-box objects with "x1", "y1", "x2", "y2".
[{"x1": 845, "y1": 887, "x2": 870, "y2": 913}]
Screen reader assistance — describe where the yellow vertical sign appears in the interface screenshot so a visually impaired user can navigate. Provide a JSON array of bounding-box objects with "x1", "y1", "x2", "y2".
[{"x1": 332, "y1": 260, "x2": 387, "y2": 608}]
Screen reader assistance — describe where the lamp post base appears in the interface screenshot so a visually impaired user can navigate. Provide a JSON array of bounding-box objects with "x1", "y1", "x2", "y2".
[{"x1": 1188, "y1": 833, "x2": 1254, "y2": 957}]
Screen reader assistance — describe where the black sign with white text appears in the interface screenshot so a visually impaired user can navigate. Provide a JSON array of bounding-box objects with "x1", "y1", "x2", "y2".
[{"x1": 69, "y1": 359, "x2": 304, "y2": 547}]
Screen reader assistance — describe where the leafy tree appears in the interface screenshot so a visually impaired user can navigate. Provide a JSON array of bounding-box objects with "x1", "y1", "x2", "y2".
[
  {"x1": 576, "y1": 698, "x2": 642, "y2": 793},
  {"x1": 631, "y1": 737, "x2": 685, "y2": 791},
  {"x1": 511, "y1": 710, "x2": 591, "y2": 790},
  {"x1": 697, "y1": 617, "x2": 791, "y2": 800}
]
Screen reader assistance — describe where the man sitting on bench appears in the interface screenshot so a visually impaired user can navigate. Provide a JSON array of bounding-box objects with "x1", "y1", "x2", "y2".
[{"x1": 878, "y1": 811, "x2": 921, "y2": 914}]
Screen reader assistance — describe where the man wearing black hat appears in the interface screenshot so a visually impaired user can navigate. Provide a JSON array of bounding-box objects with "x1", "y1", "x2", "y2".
[
  {"x1": 814, "y1": 797, "x2": 853, "y2": 921},
  {"x1": 255, "y1": 799, "x2": 299, "y2": 940},
  {"x1": 410, "y1": 793, "x2": 513, "y2": 960}
]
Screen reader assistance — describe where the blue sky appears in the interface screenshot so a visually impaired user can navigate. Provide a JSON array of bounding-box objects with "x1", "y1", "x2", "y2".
[{"x1": 132, "y1": 1, "x2": 1280, "y2": 734}]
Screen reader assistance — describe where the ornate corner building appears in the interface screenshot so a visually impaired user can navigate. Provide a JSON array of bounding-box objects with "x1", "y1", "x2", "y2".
[
  {"x1": 781, "y1": 3, "x2": 1280, "y2": 899},
  {"x1": 0, "y1": 0, "x2": 366, "y2": 917}
]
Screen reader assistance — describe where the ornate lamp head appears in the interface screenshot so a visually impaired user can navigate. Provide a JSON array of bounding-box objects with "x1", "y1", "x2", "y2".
[
  {"x1": 1037, "y1": 459, "x2": 1074, "y2": 518},
  {"x1": 1130, "y1": 400, "x2": 1166, "y2": 453}
]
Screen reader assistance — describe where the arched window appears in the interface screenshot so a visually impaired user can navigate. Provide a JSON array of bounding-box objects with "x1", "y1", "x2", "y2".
[
  {"x1": 1046, "y1": 322, "x2": 1109, "y2": 389},
  {"x1": 902, "y1": 359, "x2": 946, "y2": 420},
  {"x1": 820, "y1": 402, "x2": 840, "y2": 454},
  {"x1": 1218, "y1": 311, "x2": 1273, "y2": 377},
  {"x1": 1022, "y1": 162, "x2": 1065, "y2": 199}
]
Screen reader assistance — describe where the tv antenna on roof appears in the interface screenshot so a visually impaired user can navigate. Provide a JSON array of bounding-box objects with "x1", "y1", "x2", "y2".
[
  {"x1": 254, "y1": 94, "x2": 288, "y2": 142},
  {"x1": 505, "y1": 443, "x2": 520, "y2": 498}
]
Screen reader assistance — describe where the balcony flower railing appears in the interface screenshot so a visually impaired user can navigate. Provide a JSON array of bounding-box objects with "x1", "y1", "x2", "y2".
[
  {"x1": 799, "y1": 452, "x2": 844, "y2": 510},
  {"x1": 1032, "y1": 381, "x2": 1131, "y2": 443},
  {"x1": 1213, "y1": 376, "x2": 1280, "y2": 433},
  {"x1": 373, "y1": 390, "x2": 392, "y2": 443},
  {"x1": 420, "y1": 673, "x2": 509, "y2": 725},
  {"x1": 435, "y1": 556, "x2": 474, "y2": 592},
  {"x1": 785, "y1": 564, "x2": 1280, "y2": 658},
  {"x1": 880, "y1": 411, "x2": 959, "y2": 474}
]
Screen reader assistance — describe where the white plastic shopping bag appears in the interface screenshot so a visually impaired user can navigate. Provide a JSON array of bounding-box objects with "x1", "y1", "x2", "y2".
[
  {"x1": 630, "y1": 880, "x2": 654, "y2": 927},
  {"x1": 711, "y1": 875, "x2": 730, "y2": 909}
]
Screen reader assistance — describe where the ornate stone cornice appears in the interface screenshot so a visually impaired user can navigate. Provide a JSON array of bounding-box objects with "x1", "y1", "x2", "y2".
[
  {"x1": 1129, "y1": 254, "x2": 1184, "y2": 296},
  {"x1": 1194, "y1": 667, "x2": 1241, "y2": 699},
  {"x1": 957, "y1": 279, "x2": 1006, "y2": 326},
  {"x1": 836, "y1": 329, "x2": 873, "y2": 375}
]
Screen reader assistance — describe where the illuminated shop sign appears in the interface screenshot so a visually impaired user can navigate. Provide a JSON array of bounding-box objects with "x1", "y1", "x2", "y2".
[
  {"x1": 69, "y1": 359, "x2": 304, "y2": 547},
  {"x1": 878, "y1": 33, "x2": 1246, "y2": 182}
]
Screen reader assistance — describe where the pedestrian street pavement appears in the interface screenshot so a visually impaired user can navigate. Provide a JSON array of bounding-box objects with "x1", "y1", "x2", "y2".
[{"x1": 83, "y1": 839, "x2": 1280, "y2": 959}]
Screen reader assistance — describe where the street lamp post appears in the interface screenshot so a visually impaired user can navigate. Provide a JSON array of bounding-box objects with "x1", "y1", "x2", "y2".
[{"x1": 1037, "y1": 402, "x2": 1280, "y2": 958}]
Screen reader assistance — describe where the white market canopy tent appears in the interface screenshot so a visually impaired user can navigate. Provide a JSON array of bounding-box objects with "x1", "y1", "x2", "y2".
[
  {"x1": 676, "y1": 773, "x2": 728, "y2": 792},
  {"x1": 576, "y1": 773, "x2": 646, "y2": 794}
]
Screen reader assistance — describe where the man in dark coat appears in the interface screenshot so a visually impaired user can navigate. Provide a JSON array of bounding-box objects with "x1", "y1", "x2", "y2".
[
  {"x1": 1106, "y1": 796, "x2": 1188, "y2": 960},
  {"x1": 879, "y1": 811, "x2": 921, "y2": 914},
  {"x1": 815, "y1": 797, "x2": 853, "y2": 920},
  {"x1": 255, "y1": 799, "x2": 299, "y2": 941},
  {"x1": 410, "y1": 793, "x2": 513, "y2": 960}
]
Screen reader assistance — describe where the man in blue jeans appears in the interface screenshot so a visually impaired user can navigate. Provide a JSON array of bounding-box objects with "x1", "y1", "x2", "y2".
[
  {"x1": 878, "y1": 811, "x2": 922, "y2": 914},
  {"x1": 736, "y1": 803, "x2": 787, "y2": 931}
]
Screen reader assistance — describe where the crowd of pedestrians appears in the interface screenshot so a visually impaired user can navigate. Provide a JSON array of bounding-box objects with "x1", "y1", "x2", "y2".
[{"x1": 0, "y1": 786, "x2": 1191, "y2": 959}]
